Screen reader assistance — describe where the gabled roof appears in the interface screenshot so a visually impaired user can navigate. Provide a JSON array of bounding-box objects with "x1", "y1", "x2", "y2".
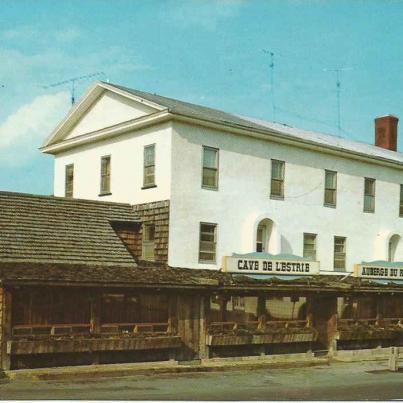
[
  {"x1": 0, "y1": 191, "x2": 139, "y2": 266},
  {"x1": 42, "y1": 81, "x2": 403, "y2": 168}
]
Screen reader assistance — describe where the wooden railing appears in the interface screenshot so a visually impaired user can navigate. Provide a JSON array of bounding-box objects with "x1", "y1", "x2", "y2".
[
  {"x1": 207, "y1": 319, "x2": 310, "y2": 333},
  {"x1": 338, "y1": 318, "x2": 403, "y2": 329},
  {"x1": 12, "y1": 319, "x2": 176, "y2": 338},
  {"x1": 12, "y1": 324, "x2": 91, "y2": 337},
  {"x1": 100, "y1": 321, "x2": 172, "y2": 335}
]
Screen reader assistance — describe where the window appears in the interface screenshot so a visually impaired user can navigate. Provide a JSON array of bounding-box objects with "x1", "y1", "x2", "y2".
[
  {"x1": 199, "y1": 222, "x2": 217, "y2": 263},
  {"x1": 143, "y1": 144, "x2": 155, "y2": 188},
  {"x1": 100, "y1": 156, "x2": 111, "y2": 195},
  {"x1": 324, "y1": 170, "x2": 337, "y2": 207},
  {"x1": 303, "y1": 233, "x2": 317, "y2": 260},
  {"x1": 270, "y1": 159, "x2": 285, "y2": 199},
  {"x1": 256, "y1": 225, "x2": 265, "y2": 252},
  {"x1": 334, "y1": 236, "x2": 346, "y2": 271},
  {"x1": 399, "y1": 185, "x2": 403, "y2": 217},
  {"x1": 232, "y1": 296, "x2": 245, "y2": 310},
  {"x1": 363, "y1": 178, "x2": 375, "y2": 213},
  {"x1": 65, "y1": 164, "x2": 74, "y2": 198},
  {"x1": 142, "y1": 224, "x2": 155, "y2": 261},
  {"x1": 202, "y1": 146, "x2": 219, "y2": 189}
]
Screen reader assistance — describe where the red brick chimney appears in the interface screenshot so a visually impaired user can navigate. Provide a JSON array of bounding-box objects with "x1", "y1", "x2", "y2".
[{"x1": 374, "y1": 115, "x2": 399, "y2": 151}]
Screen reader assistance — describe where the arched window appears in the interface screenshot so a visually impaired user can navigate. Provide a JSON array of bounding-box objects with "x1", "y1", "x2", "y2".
[
  {"x1": 256, "y1": 219, "x2": 274, "y2": 253},
  {"x1": 388, "y1": 234, "x2": 401, "y2": 262}
]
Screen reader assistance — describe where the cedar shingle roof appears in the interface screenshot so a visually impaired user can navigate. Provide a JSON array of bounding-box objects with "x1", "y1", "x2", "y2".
[{"x1": 0, "y1": 191, "x2": 139, "y2": 266}]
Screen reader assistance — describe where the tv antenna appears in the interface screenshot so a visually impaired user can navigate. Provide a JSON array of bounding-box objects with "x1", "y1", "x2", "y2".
[
  {"x1": 263, "y1": 49, "x2": 276, "y2": 122},
  {"x1": 43, "y1": 72, "x2": 105, "y2": 106},
  {"x1": 323, "y1": 67, "x2": 353, "y2": 134}
]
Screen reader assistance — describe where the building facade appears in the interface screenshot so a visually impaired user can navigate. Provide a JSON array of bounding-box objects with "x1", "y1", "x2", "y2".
[{"x1": 42, "y1": 82, "x2": 403, "y2": 273}]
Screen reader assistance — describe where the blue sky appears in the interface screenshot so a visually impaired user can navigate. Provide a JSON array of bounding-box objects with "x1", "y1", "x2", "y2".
[{"x1": 1, "y1": 0, "x2": 403, "y2": 194}]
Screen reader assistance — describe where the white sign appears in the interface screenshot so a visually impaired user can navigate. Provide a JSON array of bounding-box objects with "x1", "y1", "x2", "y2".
[
  {"x1": 354, "y1": 264, "x2": 403, "y2": 280},
  {"x1": 222, "y1": 256, "x2": 320, "y2": 275}
]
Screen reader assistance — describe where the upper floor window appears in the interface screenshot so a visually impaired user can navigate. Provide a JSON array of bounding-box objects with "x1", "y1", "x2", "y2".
[
  {"x1": 270, "y1": 159, "x2": 285, "y2": 199},
  {"x1": 399, "y1": 184, "x2": 403, "y2": 217},
  {"x1": 324, "y1": 170, "x2": 337, "y2": 207},
  {"x1": 334, "y1": 236, "x2": 346, "y2": 271},
  {"x1": 202, "y1": 146, "x2": 219, "y2": 190},
  {"x1": 364, "y1": 178, "x2": 375, "y2": 213},
  {"x1": 143, "y1": 144, "x2": 156, "y2": 188},
  {"x1": 303, "y1": 233, "x2": 317, "y2": 260},
  {"x1": 100, "y1": 155, "x2": 111, "y2": 195},
  {"x1": 142, "y1": 223, "x2": 155, "y2": 261},
  {"x1": 65, "y1": 164, "x2": 74, "y2": 198},
  {"x1": 199, "y1": 222, "x2": 217, "y2": 263}
]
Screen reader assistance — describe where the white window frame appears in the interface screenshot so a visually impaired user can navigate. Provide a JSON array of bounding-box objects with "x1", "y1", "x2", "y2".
[
  {"x1": 143, "y1": 144, "x2": 156, "y2": 188},
  {"x1": 303, "y1": 233, "x2": 317, "y2": 260},
  {"x1": 363, "y1": 177, "x2": 375, "y2": 213},
  {"x1": 199, "y1": 222, "x2": 217, "y2": 263},
  {"x1": 202, "y1": 146, "x2": 219, "y2": 190},
  {"x1": 270, "y1": 159, "x2": 285, "y2": 199},
  {"x1": 324, "y1": 170, "x2": 337, "y2": 207},
  {"x1": 65, "y1": 164, "x2": 74, "y2": 198},
  {"x1": 142, "y1": 223, "x2": 155, "y2": 261},
  {"x1": 334, "y1": 236, "x2": 346, "y2": 272}
]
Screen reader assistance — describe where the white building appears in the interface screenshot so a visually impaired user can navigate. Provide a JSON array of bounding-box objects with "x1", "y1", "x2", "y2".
[{"x1": 41, "y1": 81, "x2": 403, "y2": 274}]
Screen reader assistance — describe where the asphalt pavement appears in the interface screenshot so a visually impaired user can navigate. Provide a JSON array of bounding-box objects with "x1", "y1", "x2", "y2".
[{"x1": 0, "y1": 361, "x2": 402, "y2": 400}]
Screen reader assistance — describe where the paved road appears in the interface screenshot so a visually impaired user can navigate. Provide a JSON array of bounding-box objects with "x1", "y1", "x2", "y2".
[{"x1": 0, "y1": 361, "x2": 403, "y2": 400}]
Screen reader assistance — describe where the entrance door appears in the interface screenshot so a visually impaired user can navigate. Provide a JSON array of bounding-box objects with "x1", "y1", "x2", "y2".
[{"x1": 311, "y1": 296, "x2": 337, "y2": 351}]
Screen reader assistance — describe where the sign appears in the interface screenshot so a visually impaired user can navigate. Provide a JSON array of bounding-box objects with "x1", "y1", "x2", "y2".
[
  {"x1": 354, "y1": 263, "x2": 403, "y2": 280},
  {"x1": 222, "y1": 255, "x2": 320, "y2": 275}
]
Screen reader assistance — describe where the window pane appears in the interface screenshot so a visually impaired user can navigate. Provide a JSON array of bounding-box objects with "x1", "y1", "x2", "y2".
[
  {"x1": 100, "y1": 156, "x2": 111, "y2": 193},
  {"x1": 400, "y1": 184, "x2": 403, "y2": 216},
  {"x1": 364, "y1": 178, "x2": 375, "y2": 196},
  {"x1": 325, "y1": 171, "x2": 336, "y2": 189},
  {"x1": 364, "y1": 195, "x2": 374, "y2": 212},
  {"x1": 324, "y1": 189, "x2": 336, "y2": 205},
  {"x1": 143, "y1": 145, "x2": 155, "y2": 187},
  {"x1": 271, "y1": 179, "x2": 283, "y2": 197},
  {"x1": 203, "y1": 148, "x2": 217, "y2": 169},
  {"x1": 303, "y1": 234, "x2": 316, "y2": 260},
  {"x1": 202, "y1": 168, "x2": 218, "y2": 188},
  {"x1": 199, "y1": 223, "x2": 217, "y2": 262},
  {"x1": 144, "y1": 145, "x2": 155, "y2": 167},
  {"x1": 65, "y1": 165, "x2": 74, "y2": 198},
  {"x1": 334, "y1": 237, "x2": 346, "y2": 271},
  {"x1": 271, "y1": 160, "x2": 284, "y2": 180},
  {"x1": 144, "y1": 224, "x2": 155, "y2": 241}
]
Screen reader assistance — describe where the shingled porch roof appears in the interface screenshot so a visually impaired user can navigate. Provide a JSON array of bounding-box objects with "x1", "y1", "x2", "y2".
[{"x1": 0, "y1": 191, "x2": 139, "y2": 266}]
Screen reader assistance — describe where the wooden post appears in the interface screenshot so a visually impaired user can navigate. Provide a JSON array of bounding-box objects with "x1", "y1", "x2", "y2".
[
  {"x1": 257, "y1": 295, "x2": 266, "y2": 332},
  {"x1": 0, "y1": 287, "x2": 12, "y2": 370},
  {"x1": 90, "y1": 292, "x2": 101, "y2": 334},
  {"x1": 89, "y1": 291, "x2": 101, "y2": 365},
  {"x1": 389, "y1": 347, "x2": 399, "y2": 372},
  {"x1": 168, "y1": 294, "x2": 178, "y2": 362},
  {"x1": 198, "y1": 295, "x2": 209, "y2": 360}
]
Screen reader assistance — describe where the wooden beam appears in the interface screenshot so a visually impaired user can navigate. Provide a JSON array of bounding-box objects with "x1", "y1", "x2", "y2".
[{"x1": 0, "y1": 287, "x2": 12, "y2": 370}]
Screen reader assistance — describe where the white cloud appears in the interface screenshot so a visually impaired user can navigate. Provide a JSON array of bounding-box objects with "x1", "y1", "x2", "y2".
[
  {"x1": 1, "y1": 25, "x2": 82, "y2": 43},
  {"x1": 0, "y1": 92, "x2": 70, "y2": 167},
  {"x1": 167, "y1": 0, "x2": 245, "y2": 31}
]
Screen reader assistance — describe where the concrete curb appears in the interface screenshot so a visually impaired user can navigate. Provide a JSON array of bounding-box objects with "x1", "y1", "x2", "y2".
[{"x1": 4, "y1": 355, "x2": 329, "y2": 382}]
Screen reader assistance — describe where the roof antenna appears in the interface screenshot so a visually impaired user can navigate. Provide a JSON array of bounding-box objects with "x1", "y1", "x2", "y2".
[
  {"x1": 43, "y1": 72, "x2": 105, "y2": 106},
  {"x1": 323, "y1": 67, "x2": 353, "y2": 134},
  {"x1": 263, "y1": 50, "x2": 276, "y2": 122}
]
